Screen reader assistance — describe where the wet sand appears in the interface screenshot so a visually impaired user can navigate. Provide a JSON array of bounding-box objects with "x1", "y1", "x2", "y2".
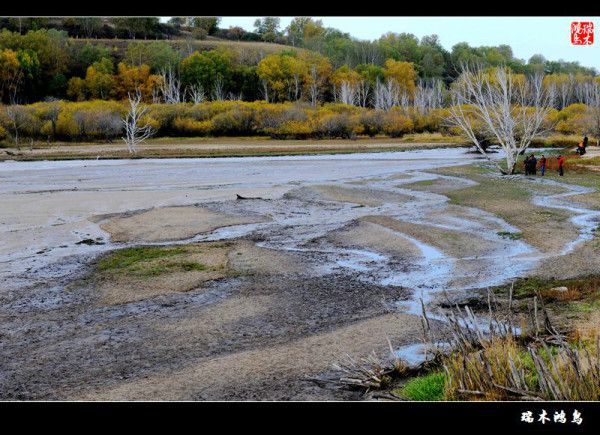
[{"x1": 1, "y1": 148, "x2": 598, "y2": 400}]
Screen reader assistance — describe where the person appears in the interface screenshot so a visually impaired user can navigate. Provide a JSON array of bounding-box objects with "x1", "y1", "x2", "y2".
[
  {"x1": 583, "y1": 135, "x2": 589, "y2": 148},
  {"x1": 577, "y1": 141, "x2": 586, "y2": 156},
  {"x1": 557, "y1": 154, "x2": 566, "y2": 176},
  {"x1": 539, "y1": 154, "x2": 546, "y2": 176},
  {"x1": 530, "y1": 154, "x2": 537, "y2": 175},
  {"x1": 523, "y1": 155, "x2": 531, "y2": 175}
]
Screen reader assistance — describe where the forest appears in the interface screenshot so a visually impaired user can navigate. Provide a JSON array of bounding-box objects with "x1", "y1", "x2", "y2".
[{"x1": 0, "y1": 17, "x2": 599, "y2": 144}]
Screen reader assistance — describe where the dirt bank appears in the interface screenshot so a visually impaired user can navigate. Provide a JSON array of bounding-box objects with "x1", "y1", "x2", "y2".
[{"x1": 0, "y1": 138, "x2": 463, "y2": 161}]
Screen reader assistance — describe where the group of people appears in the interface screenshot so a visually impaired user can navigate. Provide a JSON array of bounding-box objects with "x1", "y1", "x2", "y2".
[
  {"x1": 523, "y1": 134, "x2": 591, "y2": 177},
  {"x1": 524, "y1": 154, "x2": 545, "y2": 176},
  {"x1": 524, "y1": 154, "x2": 567, "y2": 176}
]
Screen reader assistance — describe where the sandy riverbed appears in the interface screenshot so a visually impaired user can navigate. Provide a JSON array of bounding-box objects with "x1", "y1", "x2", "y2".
[{"x1": 1, "y1": 148, "x2": 598, "y2": 400}]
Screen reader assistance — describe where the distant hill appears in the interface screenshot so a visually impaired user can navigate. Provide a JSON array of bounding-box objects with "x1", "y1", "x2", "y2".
[{"x1": 71, "y1": 37, "x2": 307, "y2": 65}]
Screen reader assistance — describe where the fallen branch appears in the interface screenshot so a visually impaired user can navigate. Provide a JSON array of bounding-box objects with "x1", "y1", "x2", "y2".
[{"x1": 236, "y1": 194, "x2": 265, "y2": 200}]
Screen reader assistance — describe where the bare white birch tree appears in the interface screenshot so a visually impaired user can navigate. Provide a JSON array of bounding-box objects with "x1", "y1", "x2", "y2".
[
  {"x1": 226, "y1": 91, "x2": 243, "y2": 101},
  {"x1": 556, "y1": 74, "x2": 575, "y2": 109},
  {"x1": 212, "y1": 75, "x2": 226, "y2": 101},
  {"x1": 414, "y1": 78, "x2": 445, "y2": 114},
  {"x1": 308, "y1": 65, "x2": 321, "y2": 108},
  {"x1": 336, "y1": 80, "x2": 357, "y2": 106},
  {"x1": 356, "y1": 79, "x2": 370, "y2": 108},
  {"x1": 399, "y1": 90, "x2": 411, "y2": 113},
  {"x1": 447, "y1": 65, "x2": 554, "y2": 175},
  {"x1": 260, "y1": 78, "x2": 269, "y2": 103},
  {"x1": 373, "y1": 78, "x2": 400, "y2": 111},
  {"x1": 122, "y1": 91, "x2": 155, "y2": 154},
  {"x1": 186, "y1": 83, "x2": 206, "y2": 104},
  {"x1": 157, "y1": 67, "x2": 184, "y2": 104}
]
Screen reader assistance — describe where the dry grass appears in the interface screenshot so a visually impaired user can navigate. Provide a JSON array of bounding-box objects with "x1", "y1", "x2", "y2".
[
  {"x1": 333, "y1": 283, "x2": 600, "y2": 401},
  {"x1": 426, "y1": 289, "x2": 600, "y2": 401}
]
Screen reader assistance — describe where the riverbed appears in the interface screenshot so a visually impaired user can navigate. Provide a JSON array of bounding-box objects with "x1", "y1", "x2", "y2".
[{"x1": 1, "y1": 148, "x2": 597, "y2": 400}]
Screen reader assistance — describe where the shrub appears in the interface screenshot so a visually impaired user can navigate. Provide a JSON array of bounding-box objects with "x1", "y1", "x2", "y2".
[
  {"x1": 210, "y1": 106, "x2": 256, "y2": 135},
  {"x1": 359, "y1": 110, "x2": 385, "y2": 137},
  {"x1": 555, "y1": 103, "x2": 589, "y2": 135},
  {"x1": 382, "y1": 109, "x2": 414, "y2": 137},
  {"x1": 314, "y1": 112, "x2": 357, "y2": 139},
  {"x1": 55, "y1": 100, "x2": 125, "y2": 140},
  {"x1": 172, "y1": 117, "x2": 213, "y2": 136},
  {"x1": 264, "y1": 120, "x2": 313, "y2": 139}
]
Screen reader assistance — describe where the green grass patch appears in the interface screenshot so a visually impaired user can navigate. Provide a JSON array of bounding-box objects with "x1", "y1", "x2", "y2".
[
  {"x1": 403, "y1": 179, "x2": 439, "y2": 189},
  {"x1": 98, "y1": 246, "x2": 188, "y2": 271},
  {"x1": 493, "y1": 275, "x2": 600, "y2": 300},
  {"x1": 130, "y1": 261, "x2": 207, "y2": 277},
  {"x1": 398, "y1": 372, "x2": 446, "y2": 401},
  {"x1": 95, "y1": 244, "x2": 229, "y2": 280}
]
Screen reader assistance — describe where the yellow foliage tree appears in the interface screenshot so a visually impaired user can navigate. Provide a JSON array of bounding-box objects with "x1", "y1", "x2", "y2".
[
  {"x1": 85, "y1": 64, "x2": 116, "y2": 100},
  {"x1": 383, "y1": 59, "x2": 416, "y2": 96},
  {"x1": 0, "y1": 48, "x2": 22, "y2": 102},
  {"x1": 331, "y1": 65, "x2": 361, "y2": 87},
  {"x1": 115, "y1": 63, "x2": 161, "y2": 101}
]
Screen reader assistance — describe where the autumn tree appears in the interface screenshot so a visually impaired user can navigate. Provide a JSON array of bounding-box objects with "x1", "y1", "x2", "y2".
[
  {"x1": 585, "y1": 80, "x2": 600, "y2": 146},
  {"x1": 84, "y1": 58, "x2": 115, "y2": 100},
  {"x1": 76, "y1": 18, "x2": 102, "y2": 38},
  {"x1": 115, "y1": 63, "x2": 160, "y2": 101},
  {"x1": 110, "y1": 18, "x2": 160, "y2": 39},
  {"x1": 3, "y1": 104, "x2": 33, "y2": 145},
  {"x1": 256, "y1": 53, "x2": 294, "y2": 102},
  {"x1": 285, "y1": 17, "x2": 325, "y2": 48},
  {"x1": 383, "y1": 59, "x2": 417, "y2": 97},
  {"x1": 332, "y1": 65, "x2": 361, "y2": 105},
  {"x1": 124, "y1": 41, "x2": 181, "y2": 72},
  {"x1": 0, "y1": 48, "x2": 22, "y2": 102},
  {"x1": 66, "y1": 77, "x2": 86, "y2": 101},
  {"x1": 305, "y1": 54, "x2": 332, "y2": 107}
]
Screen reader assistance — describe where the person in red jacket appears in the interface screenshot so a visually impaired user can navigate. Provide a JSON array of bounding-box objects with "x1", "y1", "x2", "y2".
[
  {"x1": 539, "y1": 155, "x2": 547, "y2": 176},
  {"x1": 557, "y1": 155, "x2": 566, "y2": 176}
]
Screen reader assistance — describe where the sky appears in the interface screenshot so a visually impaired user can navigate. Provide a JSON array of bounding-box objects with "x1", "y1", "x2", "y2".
[{"x1": 216, "y1": 17, "x2": 600, "y2": 71}]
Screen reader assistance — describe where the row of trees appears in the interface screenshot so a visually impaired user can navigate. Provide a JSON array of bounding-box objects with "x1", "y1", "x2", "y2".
[
  {"x1": 2, "y1": 82, "x2": 599, "y2": 146},
  {"x1": 6, "y1": 37, "x2": 596, "y2": 120},
  {"x1": 254, "y1": 18, "x2": 597, "y2": 77}
]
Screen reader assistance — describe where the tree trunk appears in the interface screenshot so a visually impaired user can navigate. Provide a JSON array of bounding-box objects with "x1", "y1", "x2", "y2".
[{"x1": 506, "y1": 153, "x2": 517, "y2": 175}]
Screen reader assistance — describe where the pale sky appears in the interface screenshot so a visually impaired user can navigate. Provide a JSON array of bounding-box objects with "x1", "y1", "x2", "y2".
[{"x1": 217, "y1": 17, "x2": 600, "y2": 71}]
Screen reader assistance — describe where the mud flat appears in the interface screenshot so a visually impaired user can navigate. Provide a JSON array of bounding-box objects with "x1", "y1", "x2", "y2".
[
  {"x1": 1, "y1": 148, "x2": 599, "y2": 400},
  {"x1": 97, "y1": 206, "x2": 267, "y2": 243}
]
